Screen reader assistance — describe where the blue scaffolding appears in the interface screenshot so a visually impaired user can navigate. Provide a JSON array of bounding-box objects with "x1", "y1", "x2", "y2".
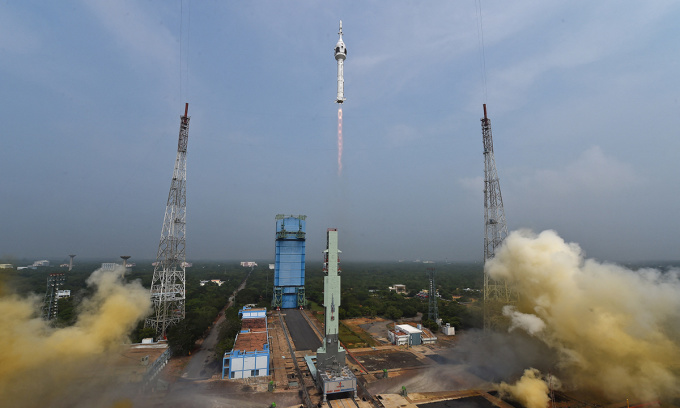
[{"x1": 272, "y1": 214, "x2": 306, "y2": 309}]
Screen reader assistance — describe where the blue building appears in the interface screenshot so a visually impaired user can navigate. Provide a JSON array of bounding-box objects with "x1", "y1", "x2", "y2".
[
  {"x1": 272, "y1": 214, "x2": 306, "y2": 309},
  {"x1": 222, "y1": 307, "x2": 269, "y2": 379}
]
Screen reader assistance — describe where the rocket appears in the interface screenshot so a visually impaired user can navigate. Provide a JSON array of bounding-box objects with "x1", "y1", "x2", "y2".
[
  {"x1": 334, "y1": 21, "x2": 347, "y2": 103},
  {"x1": 316, "y1": 228, "x2": 346, "y2": 373}
]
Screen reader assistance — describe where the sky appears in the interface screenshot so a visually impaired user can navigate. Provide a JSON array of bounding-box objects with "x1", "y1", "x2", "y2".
[{"x1": 1, "y1": 1, "x2": 679, "y2": 263}]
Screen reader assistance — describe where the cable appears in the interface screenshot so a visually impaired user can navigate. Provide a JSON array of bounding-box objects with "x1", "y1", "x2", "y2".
[{"x1": 475, "y1": 0, "x2": 488, "y2": 103}]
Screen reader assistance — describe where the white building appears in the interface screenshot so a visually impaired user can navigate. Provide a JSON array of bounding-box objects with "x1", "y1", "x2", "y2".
[
  {"x1": 223, "y1": 307, "x2": 270, "y2": 380},
  {"x1": 387, "y1": 324, "x2": 437, "y2": 346},
  {"x1": 441, "y1": 323, "x2": 456, "y2": 336},
  {"x1": 240, "y1": 261, "x2": 258, "y2": 267}
]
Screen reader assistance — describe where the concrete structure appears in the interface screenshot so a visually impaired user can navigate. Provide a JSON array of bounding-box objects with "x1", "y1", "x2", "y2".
[
  {"x1": 0, "y1": 264, "x2": 13, "y2": 269},
  {"x1": 240, "y1": 261, "x2": 257, "y2": 267},
  {"x1": 315, "y1": 228, "x2": 357, "y2": 402},
  {"x1": 33, "y1": 260, "x2": 50, "y2": 267},
  {"x1": 222, "y1": 307, "x2": 270, "y2": 379},
  {"x1": 272, "y1": 214, "x2": 306, "y2": 309}
]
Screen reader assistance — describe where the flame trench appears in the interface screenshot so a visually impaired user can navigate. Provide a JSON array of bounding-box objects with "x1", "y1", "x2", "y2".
[{"x1": 337, "y1": 107, "x2": 343, "y2": 176}]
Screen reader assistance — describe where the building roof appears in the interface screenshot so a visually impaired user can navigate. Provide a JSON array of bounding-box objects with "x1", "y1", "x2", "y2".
[
  {"x1": 395, "y1": 324, "x2": 422, "y2": 334},
  {"x1": 242, "y1": 317, "x2": 267, "y2": 331},
  {"x1": 233, "y1": 331, "x2": 268, "y2": 353}
]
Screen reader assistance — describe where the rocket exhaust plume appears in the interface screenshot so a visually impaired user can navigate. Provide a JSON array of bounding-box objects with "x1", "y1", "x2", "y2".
[
  {"x1": 0, "y1": 265, "x2": 151, "y2": 407},
  {"x1": 338, "y1": 107, "x2": 343, "y2": 176},
  {"x1": 486, "y1": 229, "x2": 680, "y2": 401}
]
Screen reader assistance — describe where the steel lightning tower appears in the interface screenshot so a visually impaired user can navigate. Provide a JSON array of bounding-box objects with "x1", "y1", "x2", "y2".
[
  {"x1": 481, "y1": 104, "x2": 515, "y2": 329},
  {"x1": 42, "y1": 273, "x2": 65, "y2": 321},
  {"x1": 146, "y1": 103, "x2": 190, "y2": 338},
  {"x1": 427, "y1": 267, "x2": 438, "y2": 323}
]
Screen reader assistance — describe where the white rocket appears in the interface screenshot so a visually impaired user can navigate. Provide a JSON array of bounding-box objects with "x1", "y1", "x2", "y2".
[{"x1": 334, "y1": 21, "x2": 347, "y2": 103}]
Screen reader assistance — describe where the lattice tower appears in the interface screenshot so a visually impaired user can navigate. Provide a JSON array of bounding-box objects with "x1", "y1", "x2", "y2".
[
  {"x1": 42, "y1": 273, "x2": 65, "y2": 321},
  {"x1": 146, "y1": 103, "x2": 190, "y2": 338},
  {"x1": 427, "y1": 267, "x2": 438, "y2": 322},
  {"x1": 482, "y1": 104, "x2": 516, "y2": 329}
]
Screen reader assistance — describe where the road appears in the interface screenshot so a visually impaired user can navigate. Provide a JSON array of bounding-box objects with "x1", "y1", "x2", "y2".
[
  {"x1": 283, "y1": 308, "x2": 322, "y2": 351},
  {"x1": 181, "y1": 269, "x2": 251, "y2": 379}
]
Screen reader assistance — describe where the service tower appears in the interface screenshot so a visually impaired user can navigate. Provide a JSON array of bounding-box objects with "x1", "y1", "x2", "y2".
[
  {"x1": 316, "y1": 228, "x2": 356, "y2": 402},
  {"x1": 272, "y1": 214, "x2": 306, "y2": 309}
]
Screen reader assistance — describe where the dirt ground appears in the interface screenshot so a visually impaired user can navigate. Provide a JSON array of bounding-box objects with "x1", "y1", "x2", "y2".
[{"x1": 344, "y1": 316, "x2": 392, "y2": 345}]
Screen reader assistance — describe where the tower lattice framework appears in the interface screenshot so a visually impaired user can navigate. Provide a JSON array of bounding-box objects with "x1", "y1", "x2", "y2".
[
  {"x1": 481, "y1": 104, "x2": 516, "y2": 329},
  {"x1": 42, "y1": 273, "x2": 65, "y2": 321},
  {"x1": 146, "y1": 103, "x2": 190, "y2": 338},
  {"x1": 427, "y1": 267, "x2": 438, "y2": 323}
]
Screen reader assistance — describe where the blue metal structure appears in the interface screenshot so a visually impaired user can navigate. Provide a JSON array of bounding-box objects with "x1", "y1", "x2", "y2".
[{"x1": 273, "y1": 214, "x2": 306, "y2": 309}]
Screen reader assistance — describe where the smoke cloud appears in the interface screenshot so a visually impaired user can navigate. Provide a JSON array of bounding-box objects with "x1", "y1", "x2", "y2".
[
  {"x1": 497, "y1": 368, "x2": 559, "y2": 408},
  {"x1": 0, "y1": 265, "x2": 151, "y2": 407},
  {"x1": 486, "y1": 229, "x2": 680, "y2": 400}
]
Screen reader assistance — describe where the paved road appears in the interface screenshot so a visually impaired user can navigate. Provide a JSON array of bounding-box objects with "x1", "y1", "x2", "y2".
[
  {"x1": 181, "y1": 270, "x2": 251, "y2": 379},
  {"x1": 283, "y1": 309, "x2": 322, "y2": 351}
]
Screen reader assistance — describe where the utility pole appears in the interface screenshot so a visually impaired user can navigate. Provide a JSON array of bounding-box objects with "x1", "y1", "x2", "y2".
[
  {"x1": 146, "y1": 103, "x2": 190, "y2": 338},
  {"x1": 481, "y1": 104, "x2": 515, "y2": 330}
]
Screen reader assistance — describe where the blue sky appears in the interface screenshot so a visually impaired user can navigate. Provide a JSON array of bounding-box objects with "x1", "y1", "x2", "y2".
[{"x1": 2, "y1": 1, "x2": 679, "y2": 263}]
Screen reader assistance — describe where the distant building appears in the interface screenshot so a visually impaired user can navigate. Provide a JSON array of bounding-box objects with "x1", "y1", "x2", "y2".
[
  {"x1": 222, "y1": 307, "x2": 270, "y2": 379},
  {"x1": 388, "y1": 284, "x2": 406, "y2": 294},
  {"x1": 199, "y1": 280, "x2": 224, "y2": 287},
  {"x1": 240, "y1": 262, "x2": 258, "y2": 267},
  {"x1": 101, "y1": 263, "x2": 117, "y2": 270},
  {"x1": 387, "y1": 323, "x2": 437, "y2": 346},
  {"x1": 0, "y1": 264, "x2": 13, "y2": 269},
  {"x1": 33, "y1": 260, "x2": 50, "y2": 267}
]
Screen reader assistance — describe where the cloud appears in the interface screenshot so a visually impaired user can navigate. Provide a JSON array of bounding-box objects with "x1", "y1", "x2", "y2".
[
  {"x1": 81, "y1": 0, "x2": 177, "y2": 69},
  {"x1": 517, "y1": 146, "x2": 643, "y2": 198}
]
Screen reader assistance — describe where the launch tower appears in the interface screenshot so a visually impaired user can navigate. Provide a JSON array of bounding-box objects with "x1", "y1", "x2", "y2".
[
  {"x1": 481, "y1": 104, "x2": 516, "y2": 329},
  {"x1": 272, "y1": 214, "x2": 306, "y2": 309},
  {"x1": 315, "y1": 229, "x2": 356, "y2": 402},
  {"x1": 146, "y1": 103, "x2": 190, "y2": 338}
]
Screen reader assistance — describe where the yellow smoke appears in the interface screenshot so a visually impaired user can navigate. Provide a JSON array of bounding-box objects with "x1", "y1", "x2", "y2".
[
  {"x1": 487, "y1": 230, "x2": 680, "y2": 400},
  {"x1": 0, "y1": 266, "x2": 151, "y2": 406},
  {"x1": 498, "y1": 368, "x2": 556, "y2": 408}
]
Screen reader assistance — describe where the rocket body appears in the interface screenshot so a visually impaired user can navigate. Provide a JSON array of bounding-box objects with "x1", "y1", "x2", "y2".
[
  {"x1": 334, "y1": 21, "x2": 347, "y2": 103},
  {"x1": 316, "y1": 228, "x2": 346, "y2": 373}
]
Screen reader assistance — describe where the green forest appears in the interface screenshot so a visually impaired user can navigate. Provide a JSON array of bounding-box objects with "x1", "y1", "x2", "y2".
[{"x1": 1, "y1": 259, "x2": 484, "y2": 356}]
